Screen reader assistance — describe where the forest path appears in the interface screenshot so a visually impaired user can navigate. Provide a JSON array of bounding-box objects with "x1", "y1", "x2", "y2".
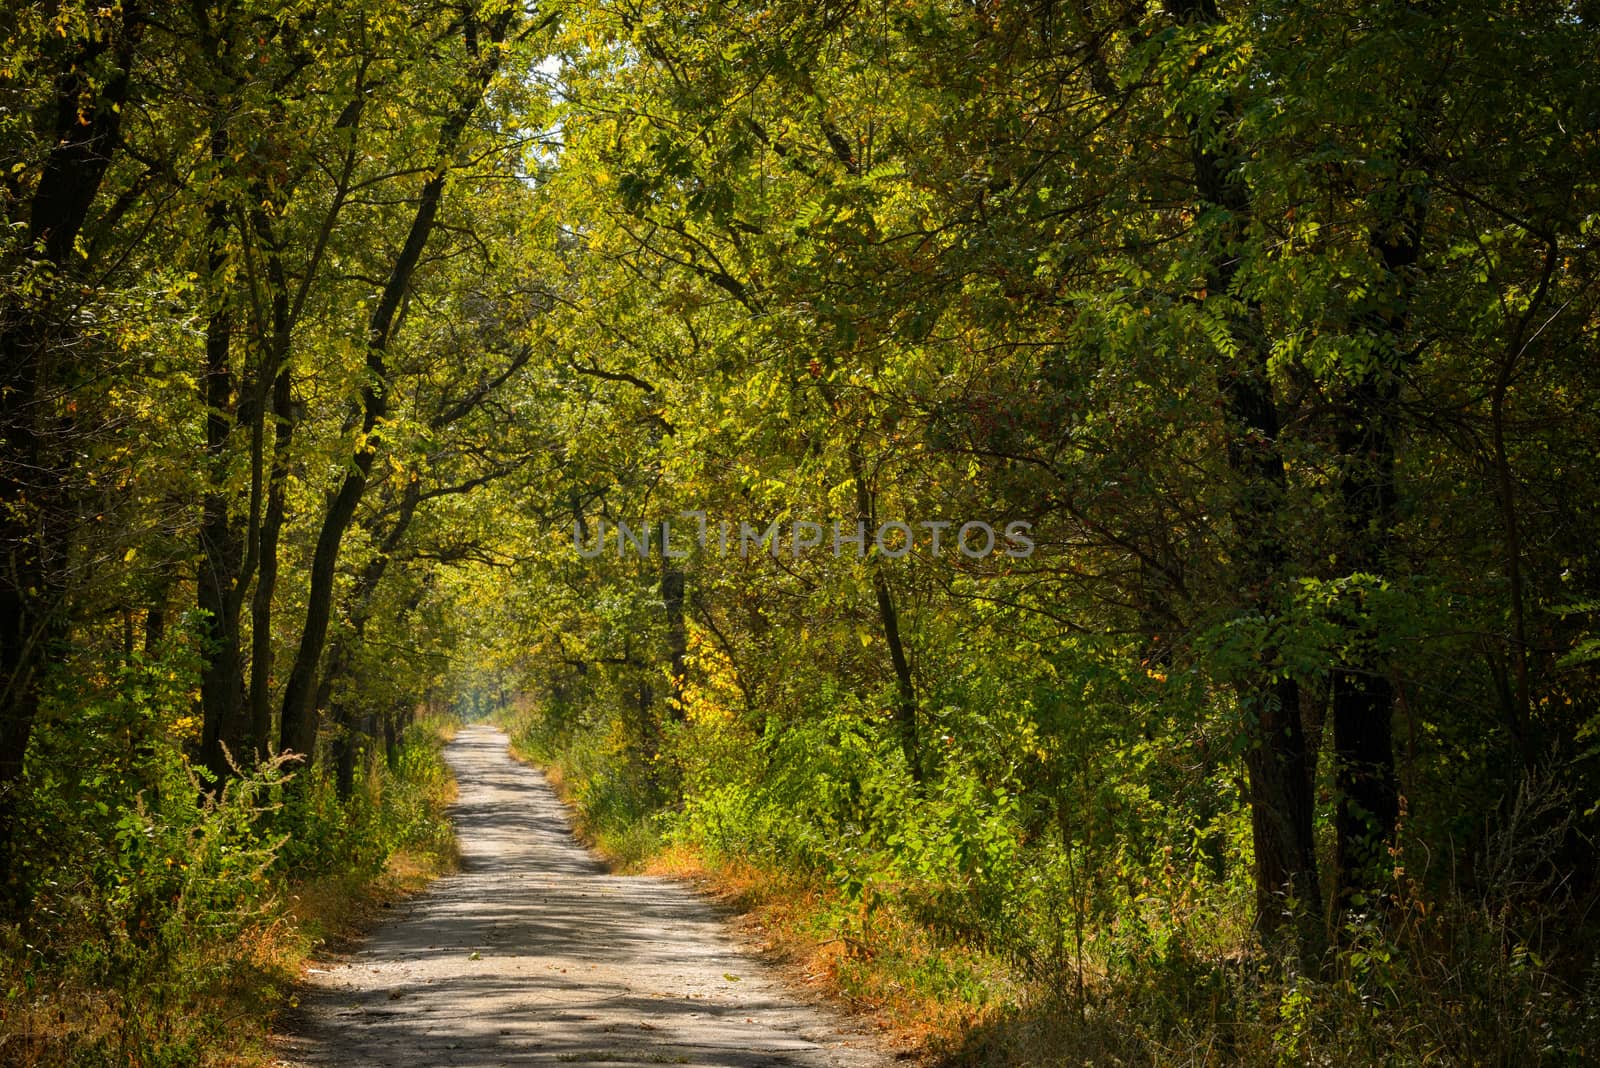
[{"x1": 274, "y1": 725, "x2": 887, "y2": 1068}]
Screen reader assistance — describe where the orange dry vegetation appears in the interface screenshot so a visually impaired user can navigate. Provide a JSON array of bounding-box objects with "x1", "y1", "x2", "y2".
[
  {"x1": 0, "y1": 842, "x2": 455, "y2": 1068},
  {"x1": 644, "y1": 846, "x2": 993, "y2": 1063},
  {"x1": 505, "y1": 731, "x2": 1000, "y2": 1063}
]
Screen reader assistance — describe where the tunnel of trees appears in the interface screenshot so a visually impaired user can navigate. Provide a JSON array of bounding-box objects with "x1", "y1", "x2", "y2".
[{"x1": 2, "y1": 0, "x2": 1599, "y2": 1063}]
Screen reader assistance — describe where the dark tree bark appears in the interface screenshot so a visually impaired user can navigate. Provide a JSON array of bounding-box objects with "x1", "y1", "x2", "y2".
[
  {"x1": 324, "y1": 480, "x2": 420, "y2": 799},
  {"x1": 1485, "y1": 243, "x2": 1557, "y2": 772},
  {"x1": 0, "y1": 5, "x2": 145, "y2": 908},
  {"x1": 144, "y1": 598, "x2": 167, "y2": 653},
  {"x1": 196, "y1": 179, "x2": 251, "y2": 781},
  {"x1": 1329, "y1": 169, "x2": 1427, "y2": 909},
  {"x1": 331, "y1": 684, "x2": 359, "y2": 799},
  {"x1": 246, "y1": 242, "x2": 297, "y2": 757},
  {"x1": 278, "y1": 21, "x2": 509, "y2": 760},
  {"x1": 1167, "y1": 0, "x2": 1321, "y2": 957},
  {"x1": 194, "y1": 8, "x2": 298, "y2": 780},
  {"x1": 383, "y1": 708, "x2": 401, "y2": 772},
  {"x1": 1329, "y1": 380, "x2": 1402, "y2": 906},
  {"x1": 661, "y1": 560, "x2": 688, "y2": 721},
  {"x1": 1226, "y1": 365, "x2": 1321, "y2": 954},
  {"x1": 848, "y1": 447, "x2": 919, "y2": 781},
  {"x1": 244, "y1": 44, "x2": 376, "y2": 760},
  {"x1": 277, "y1": 407, "x2": 384, "y2": 760}
]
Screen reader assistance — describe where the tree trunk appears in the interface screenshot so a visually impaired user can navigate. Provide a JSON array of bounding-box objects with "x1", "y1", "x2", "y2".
[
  {"x1": 384, "y1": 708, "x2": 401, "y2": 772},
  {"x1": 279, "y1": 189, "x2": 438, "y2": 758},
  {"x1": 333, "y1": 694, "x2": 361, "y2": 800},
  {"x1": 846, "y1": 443, "x2": 919, "y2": 780},
  {"x1": 248, "y1": 252, "x2": 297, "y2": 757},
  {"x1": 1486, "y1": 244, "x2": 1555, "y2": 771},
  {"x1": 196, "y1": 185, "x2": 249, "y2": 781},
  {"x1": 144, "y1": 600, "x2": 167, "y2": 653},
  {"x1": 1330, "y1": 385, "x2": 1401, "y2": 905},
  {"x1": 279, "y1": 18, "x2": 508, "y2": 759},
  {"x1": 1225, "y1": 367, "x2": 1322, "y2": 956},
  {"x1": 661, "y1": 560, "x2": 688, "y2": 720},
  {"x1": 0, "y1": 7, "x2": 143, "y2": 907},
  {"x1": 1167, "y1": 0, "x2": 1322, "y2": 956},
  {"x1": 320, "y1": 481, "x2": 422, "y2": 800},
  {"x1": 1329, "y1": 192, "x2": 1425, "y2": 906}
]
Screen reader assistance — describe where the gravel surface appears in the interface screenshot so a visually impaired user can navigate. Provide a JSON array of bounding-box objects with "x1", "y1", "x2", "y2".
[{"x1": 274, "y1": 724, "x2": 889, "y2": 1067}]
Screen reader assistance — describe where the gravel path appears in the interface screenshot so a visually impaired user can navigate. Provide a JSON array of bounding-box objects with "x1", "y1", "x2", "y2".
[{"x1": 274, "y1": 724, "x2": 888, "y2": 1067}]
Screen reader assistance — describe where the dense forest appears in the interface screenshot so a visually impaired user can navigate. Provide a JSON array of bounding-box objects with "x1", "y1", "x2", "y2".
[{"x1": 3, "y1": 0, "x2": 1599, "y2": 1063}]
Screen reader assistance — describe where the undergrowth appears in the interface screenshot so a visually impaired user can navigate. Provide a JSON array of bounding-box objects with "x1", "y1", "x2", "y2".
[
  {"x1": 500, "y1": 690, "x2": 1600, "y2": 1067},
  {"x1": 0, "y1": 657, "x2": 458, "y2": 1068}
]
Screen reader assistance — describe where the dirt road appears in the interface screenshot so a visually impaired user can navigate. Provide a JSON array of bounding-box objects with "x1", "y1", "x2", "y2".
[{"x1": 274, "y1": 725, "x2": 887, "y2": 1067}]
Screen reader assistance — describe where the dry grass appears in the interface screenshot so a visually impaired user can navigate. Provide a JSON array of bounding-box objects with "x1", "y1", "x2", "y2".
[
  {"x1": 643, "y1": 846, "x2": 1000, "y2": 1063},
  {"x1": 422, "y1": 711, "x2": 461, "y2": 745},
  {"x1": 0, "y1": 842, "x2": 455, "y2": 1068},
  {"x1": 281, "y1": 842, "x2": 457, "y2": 962},
  {"x1": 0, "y1": 726, "x2": 462, "y2": 1068}
]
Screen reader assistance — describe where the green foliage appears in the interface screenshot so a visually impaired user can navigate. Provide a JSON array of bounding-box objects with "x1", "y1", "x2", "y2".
[
  {"x1": 1, "y1": 633, "x2": 457, "y2": 1065},
  {"x1": 272, "y1": 722, "x2": 456, "y2": 879},
  {"x1": 484, "y1": 0, "x2": 1600, "y2": 1060},
  {"x1": 4, "y1": 0, "x2": 1600, "y2": 1063}
]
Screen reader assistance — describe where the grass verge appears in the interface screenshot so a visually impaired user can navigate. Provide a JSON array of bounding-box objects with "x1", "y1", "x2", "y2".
[
  {"x1": 0, "y1": 722, "x2": 459, "y2": 1068},
  {"x1": 500, "y1": 724, "x2": 967, "y2": 1062}
]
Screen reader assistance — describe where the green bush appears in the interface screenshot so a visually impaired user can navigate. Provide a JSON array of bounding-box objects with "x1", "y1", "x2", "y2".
[{"x1": 2, "y1": 636, "x2": 457, "y2": 1066}]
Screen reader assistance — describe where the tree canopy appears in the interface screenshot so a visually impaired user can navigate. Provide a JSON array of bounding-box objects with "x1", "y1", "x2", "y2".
[{"x1": 3, "y1": 0, "x2": 1599, "y2": 1062}]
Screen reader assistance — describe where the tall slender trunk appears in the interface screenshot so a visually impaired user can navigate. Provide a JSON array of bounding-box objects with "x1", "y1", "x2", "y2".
[
  {"x1": 248, "y1": 247, "x2": 296, "y2": 756},
  {"x1": 243, "y1": 38, "x2": 376, "y2": 760},
  {"x1": 279, "y1": 16, "x2": 509, "y2": 761},
  {"x1": 0, "y1": 7, "x2": 144, "y2": 907},
  {"x1": 848, "y1": 445, "x2": 919, "y2": 780},
  {"x1": 1329, "y1": 175, "x2": 1427, "y2": 907},
  {"x1": 1226, "y1": 364, "x2": 1321, "y2": 953},
  {"x1": 193, "y1": 15, "x2": 283, "y2": 780},
  {"x1": 1167, "y1": 0, "x2": 1321, "y2": 957},
  {"x1": 1487, "y1": 244, "x2": 1555, "y2": 770},
  {"x1": 383, "y1": 709, "x2": 400, "y2": 772},
  {"x1": 323, "y1": 481, "x2": 420, "y2": 799},
  {"x1": 331, "y1": 687, "x2": 359, "y2": 799},
  {"x1": 196, "y1": 179, "x2": 250, "y2": 781},
  {"x1": 661, "y1": 559, "x2": 688, "y2": 720},
  {"x1": 808, "y1": 113, "x2": 920, "y2": 778},
  {"x1": 1329, "y1": 378, "x2": 1402, "y2": 906},
  {"x1": 144, "y1": 593, "x2": 168, "y2": 653},
  {"x1": 279, "y1": 448, "x2": 382, "y2": 761}
]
